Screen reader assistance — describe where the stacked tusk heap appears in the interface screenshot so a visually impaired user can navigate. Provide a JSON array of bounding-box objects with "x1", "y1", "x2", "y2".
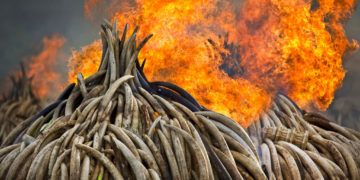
[
  {"x1": 249, "y1": 95, "x2": 360, "y2": 180},
  {"x1": 0, "y1": 64, "x2": 41, "y2": 144},
  {"x1": 0, "y1": 21, "x2": 359, "y2": 180}
]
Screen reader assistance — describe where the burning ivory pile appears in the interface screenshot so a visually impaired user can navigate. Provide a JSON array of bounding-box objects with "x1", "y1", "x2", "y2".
[
  {"x1": 0, "y1": 21, "x2": 359, "y2": 180},
  {"x1": 0, "y1": 64, "x2": 41, "y2": 144},
  {"x1": 249, "y1": 94, "x2": 360, "y2": 179},
  {"x1": 0, "y1": 22, "x2": 263, "y2": 180}
]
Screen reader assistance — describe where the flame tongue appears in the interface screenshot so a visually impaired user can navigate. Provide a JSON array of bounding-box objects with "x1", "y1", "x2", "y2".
[{"x1": 68, "y1": 0, "x2": 358, "y2": 127}]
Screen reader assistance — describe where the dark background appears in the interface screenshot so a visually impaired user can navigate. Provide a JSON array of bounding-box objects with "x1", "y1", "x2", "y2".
[
  {"x1": 0, "y1": 0, "x2": 359, "y2": 128},
  {"x1": 0, "y1": 0, "x2": 98, "y2": 78}
]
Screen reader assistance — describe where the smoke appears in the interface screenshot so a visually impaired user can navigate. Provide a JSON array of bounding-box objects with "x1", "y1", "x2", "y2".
[
  {"x1": 0, "y1": 0, "x2": 98, "y2": 78},
  {"x1": 84, "y1": 0, "x2": 136, "y2": 24},
  {"x1": 326, "y1": 6, "x2": 360, "y2": 130}
]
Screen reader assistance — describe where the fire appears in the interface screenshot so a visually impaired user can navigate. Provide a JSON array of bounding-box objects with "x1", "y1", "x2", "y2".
[
  {"x1": 68, "y1": 0, "x2": 358, "y2": 127},
  {"x1": 237, "y1": 0, "x2": 358, "y2": 109},
  {"x1": 26, "y1": 34, "x2": 66, "y2": 99},
  {"x1": 68, "y1": 40, "x2": 102, "y2": 81}
]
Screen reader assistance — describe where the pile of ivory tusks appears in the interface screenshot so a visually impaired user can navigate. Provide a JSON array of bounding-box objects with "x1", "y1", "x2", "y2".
[
  {"x1": 1, "y1": 20, "x2": 360, "y2": 180},
  {"x1": 248, "y1": 94, "x2": 360, "y2": 180},
  {"x1": 0, "y1": 64, "x2": 41, "y2": 144},
  {"x1": 0, "y1": 21, "x2": 265, "y2": 180}
]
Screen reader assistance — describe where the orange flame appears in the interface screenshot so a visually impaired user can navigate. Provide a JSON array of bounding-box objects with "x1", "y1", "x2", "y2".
[
  {"x1": 70, "y1": 0, "x2": 358, "y2": 127},
  {"x1": 26, "y1": 34, "x2": 66, "y2": 99},
  {"x1": 237, "y1": 0, "x2": 358, "y2": 109},
  {"x1": 68, "y1": 40, "x2": 102, "y2": 81}
]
